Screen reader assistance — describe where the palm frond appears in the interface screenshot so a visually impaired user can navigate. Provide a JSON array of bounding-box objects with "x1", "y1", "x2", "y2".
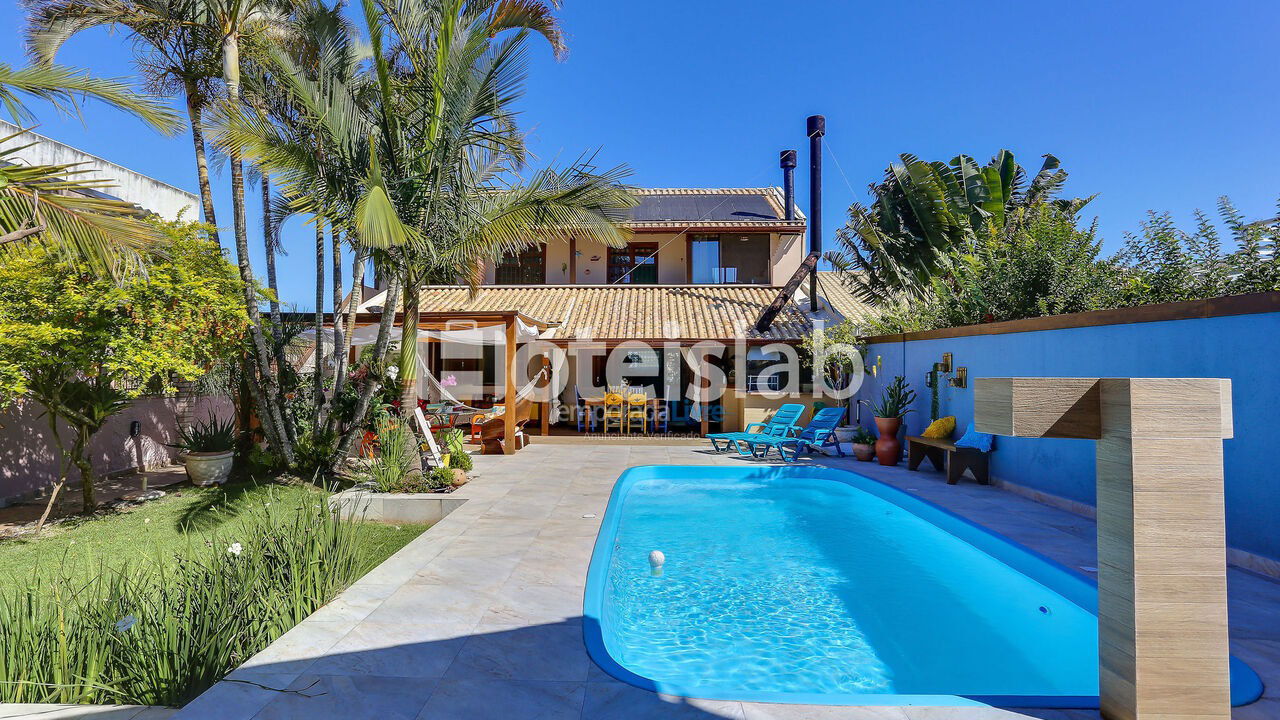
[{"x1": 0, "y1": 62, "x2": 181, "y2": 134}]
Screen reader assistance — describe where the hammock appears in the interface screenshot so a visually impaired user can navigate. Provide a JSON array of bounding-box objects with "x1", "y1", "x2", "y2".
[{"x1": 418, "y1": 355, "x2": 553, "y2": 414}]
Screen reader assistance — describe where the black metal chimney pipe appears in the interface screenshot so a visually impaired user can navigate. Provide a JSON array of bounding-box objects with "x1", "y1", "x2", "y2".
[
  {"x1": 779, "y1": 149, "x2": 797, "y2": 222},
  {"x1": 806, "y1": 115, "x2": 825, "y2": 312}
]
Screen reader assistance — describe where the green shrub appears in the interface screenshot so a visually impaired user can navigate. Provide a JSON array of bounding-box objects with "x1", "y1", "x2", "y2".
[
  {"x1": 363, "y1": 412, "x2": 414, "y2": 493},
  {"x1": 446, "y1": 447, "x2": 472, "y2": 472},
  {"x1": 851, "y1": 425, "x2": 876, "y2": 445},
  {"x1": 426, "y1": 466, "x2": 455, "y2": 490},
  {"x1": 0, "y1": 491, "x2": 370, "y2": 706}
]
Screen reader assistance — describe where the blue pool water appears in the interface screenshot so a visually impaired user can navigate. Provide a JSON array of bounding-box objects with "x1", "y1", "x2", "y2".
[{"x1": 583, "y1": 465, "x2": 1264, "y2": 707}]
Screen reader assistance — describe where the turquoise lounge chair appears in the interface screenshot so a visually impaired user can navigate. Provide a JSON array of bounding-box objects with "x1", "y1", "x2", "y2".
[
  {"x1": 705, "y1": 403, "x2": 805, "y2": 453},
  {"x1": 742, "y1": 406, "x2": 847, "y2": 462}
]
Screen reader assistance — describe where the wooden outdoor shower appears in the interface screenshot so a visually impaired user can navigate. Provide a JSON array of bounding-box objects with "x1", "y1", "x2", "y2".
[{"x1": 975, "y1": 377, "x2": 1233, "y2": 720}]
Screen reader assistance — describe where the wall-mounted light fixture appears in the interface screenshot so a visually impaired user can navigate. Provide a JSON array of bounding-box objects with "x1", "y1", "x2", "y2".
[
  {"x1": 941, "y1": 353, "x2": 953, "y2": 373},
  {"x1": 949, "y1": 367, "x2": 968, "y2": 388}
]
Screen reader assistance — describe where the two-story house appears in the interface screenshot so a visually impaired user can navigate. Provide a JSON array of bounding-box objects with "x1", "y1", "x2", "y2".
[{"x1": 349, "y1": 185, "x2": 866, "y2": 437}]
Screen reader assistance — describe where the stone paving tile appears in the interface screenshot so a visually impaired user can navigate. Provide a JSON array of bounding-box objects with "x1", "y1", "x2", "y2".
[
  {"x1": 304, "y1": 583, "x2": 398, "y2": 625},
  {"x1": 406, "y1": 554, "x2": 522, "y2": 592},
  {"x1": 1232, "y1": 696, "x2": 1280, "y2": 720},
  {"x1": 306, "y1": 622, "x2": 471, "y2": 679},
  {"x1": 740, "y1": 704, "x2": 909, "y2": 720},
  {"x1": 253, "y1": 674, "x2": 435, "y2": 720},
  {"x1": 176, "y1": 673, "x2": 297, "y2": 720},
  {"x1": 507, "y1": 549, "x2": 595, "y2": 586},
  {"x1": 416, "y1": 678, "x2": 585, "y2": 720},
  {"x1": 443, "y1": 622, "x2": 590, "y2": 682},
  {"x1": 230, "y1": 621, "x2": 352, "y2": 681},
  {"x1": 581, "y1": 682, "x2": 746, "y2": 719},
  {"x1": 480, "y1": 581, "x2": 585, "y2": 626},
  {"x1": 364, "y1": 583, "x2": 496, "y2": 626}
]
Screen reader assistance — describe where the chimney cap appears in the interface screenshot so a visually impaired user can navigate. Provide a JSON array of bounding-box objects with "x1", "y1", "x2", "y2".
[
  {"x1": 806, "y1": 115, "x2": 826, "y2": 138},
  {"x1": 779, "y1": 149, "x2": 797, "y2": 168}
]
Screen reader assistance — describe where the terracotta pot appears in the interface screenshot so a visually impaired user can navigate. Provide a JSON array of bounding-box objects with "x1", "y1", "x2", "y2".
[
  {"x1": 184, "y1": 451, "x2": 233, "y2": 486},
  {"x1": 874, "y1": 417, "x2": 903, "y2": 466},
  {"x1": 852, "y1": 443, "x2": 875, "y2": 462}
]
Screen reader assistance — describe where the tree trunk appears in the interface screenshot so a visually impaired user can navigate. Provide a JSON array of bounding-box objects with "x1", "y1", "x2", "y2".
[
  {"x1": 331, "y1": 271, "x2": 401, "y2": 467},
  {"x1": 75, "y1": 429, "x2": 94, "y2": 514},
  {"x1": 313, "y1": 219, "x2": 326, "y2": 424},
  {"x1": 397, "y1": 273, "x2": 420, "y2": 416},
  {"x1": 184, "y1": 88, "x2": 219, "y2": 244},
  {"x1": 343, "y1": 251, "x2": 367, "y2": 366},
  {"x1": 331, "y1": 228, "x2": 346, "y2": 396},
  {"x1": 223, "y1": 32, "x2": 294, "y2": 466},
  {"x1": 36, "y1": 412, "x2": 72, "y2": 533},
  {"x1": 324, "y1": 249, "x2": 366, "y2": 437},
  {"x1": 263, "y1": 172, "x2": 283, "y2": 339}
]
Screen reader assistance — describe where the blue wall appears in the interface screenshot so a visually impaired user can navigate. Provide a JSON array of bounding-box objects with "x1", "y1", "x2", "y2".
[{"x1": 857, "y1": 311, "x2": 1280, "y2": 563}]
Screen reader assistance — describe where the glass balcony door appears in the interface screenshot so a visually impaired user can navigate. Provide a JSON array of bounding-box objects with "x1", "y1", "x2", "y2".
[{"x1": 691, "y1": 234, "x2": 770, "y2": 284}]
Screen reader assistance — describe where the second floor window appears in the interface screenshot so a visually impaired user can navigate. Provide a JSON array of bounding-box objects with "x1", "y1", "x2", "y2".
[
  {"x1": 608, "y1": 243, "x2": 659, "y2": 283},
  {"x1": 690, "y1": 233, "x2": 770, "y2": 284},
  {"x1": 495, "y1": 245, "x2": 545, "y2": 285}
]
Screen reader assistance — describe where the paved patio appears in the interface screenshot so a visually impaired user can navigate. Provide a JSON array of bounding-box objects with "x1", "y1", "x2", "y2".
[{"x1": 172, "y1": 443, "x2": 1278, "y2": 720}]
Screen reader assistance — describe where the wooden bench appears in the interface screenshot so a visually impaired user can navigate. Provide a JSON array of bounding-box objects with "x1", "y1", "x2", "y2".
[
  {"x1": 907, "y1": 436, "x2": 990, "y2": 485},
  {"x1": 479, "y1": 398, "x2": 533, "y2": 455}
]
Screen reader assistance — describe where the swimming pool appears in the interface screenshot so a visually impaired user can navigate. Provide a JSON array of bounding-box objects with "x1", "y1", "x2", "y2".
[{"x1": 582, "y1": 465, "x2": 1264, "y2": 707}]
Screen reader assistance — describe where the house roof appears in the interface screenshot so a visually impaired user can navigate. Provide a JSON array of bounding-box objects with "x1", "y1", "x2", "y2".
[
  {"x1": 359, "y1": 284, "x2": 816, "y2": 341},
  {"x1": 622, "y1": 188, "x2": 806, "y2": 231},
  {"x1": 814, "y1": 271, "x2": 872, "y2": 322}
]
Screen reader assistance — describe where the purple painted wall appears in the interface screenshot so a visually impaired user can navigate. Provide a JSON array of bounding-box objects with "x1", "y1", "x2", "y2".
[{"x1": 0, "y1": 395, "x2": 233, "y2": 506}]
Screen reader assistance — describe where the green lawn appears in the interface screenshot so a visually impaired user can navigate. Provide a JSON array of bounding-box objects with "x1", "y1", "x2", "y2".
[{"x1": 0, "y1": 478, "x2": 428, "y2": 584}]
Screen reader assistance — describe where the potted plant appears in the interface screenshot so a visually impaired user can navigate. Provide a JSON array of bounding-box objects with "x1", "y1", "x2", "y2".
[
  {"x1": 850, "y1": 425, "x2": 876, "y2": 461},
  {"x1": 170, "y1": 413, "x2": 237, "y2": 486},
  {"x1": 859, "y1": 376, "x2": 917, "y2": 466}
]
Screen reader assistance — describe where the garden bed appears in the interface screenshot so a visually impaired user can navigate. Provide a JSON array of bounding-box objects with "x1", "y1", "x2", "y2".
[
  {"x1": 330, "y1": 487, "x2": 470, "y2": 525},
  {"x1": 0, "y1": 477, "x2": 429, "y2": 707}
]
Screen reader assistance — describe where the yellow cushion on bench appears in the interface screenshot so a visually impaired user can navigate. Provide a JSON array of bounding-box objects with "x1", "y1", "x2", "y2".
[{"x1": 922, "y1": 416, "x2": 956, "y2": 439}]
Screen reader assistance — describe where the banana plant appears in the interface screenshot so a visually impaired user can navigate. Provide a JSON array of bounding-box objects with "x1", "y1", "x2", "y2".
[{"x1": 828, "y1": 150, "x2": 1094, "y2": 303}]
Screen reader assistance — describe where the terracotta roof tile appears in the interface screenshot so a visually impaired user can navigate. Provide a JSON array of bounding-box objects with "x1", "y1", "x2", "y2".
[{"x1": 407, "y1": 285, "x2": 812, "y2": 341}]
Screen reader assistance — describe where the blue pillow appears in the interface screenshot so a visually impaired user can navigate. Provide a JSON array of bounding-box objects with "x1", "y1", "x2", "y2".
[{"x1": 954, "y1": 422, "x2": 993, "y2": 452}]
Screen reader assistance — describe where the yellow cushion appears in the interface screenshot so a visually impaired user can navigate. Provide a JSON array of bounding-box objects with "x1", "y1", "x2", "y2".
[{"x1": 922, "y1": 416, "x2": 956, "y2": 439}]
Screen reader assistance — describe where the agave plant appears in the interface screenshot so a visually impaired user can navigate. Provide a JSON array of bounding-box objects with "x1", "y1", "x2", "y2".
[
  {"x1": 860, "y1": 375, "x2": 917, "y2": 419},
  {"x1": 170, "y1": 412, "x2": 238, "y2": 453}
]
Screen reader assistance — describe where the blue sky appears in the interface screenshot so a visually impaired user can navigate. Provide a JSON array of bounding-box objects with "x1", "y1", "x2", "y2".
[{"x1": 3, "y1": 0, "x2": 1278, "y2": 310}]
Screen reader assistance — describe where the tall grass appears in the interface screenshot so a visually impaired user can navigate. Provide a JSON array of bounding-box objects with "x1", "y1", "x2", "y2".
[{"x1": 0, "y1": 491, "x2": 368, "y2": 706}]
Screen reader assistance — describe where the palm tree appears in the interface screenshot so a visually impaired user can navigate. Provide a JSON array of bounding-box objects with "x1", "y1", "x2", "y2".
[
  {"x1": 0, "y1": 63, "x2": 181, "y2": 273},
  {"x1": 218, "y1": 0, "x2": 635, "y2": 467},
  {"x1": 826, "y1": 150, "x2": 1093, "y2": 302},
  {"x1": 23, "y1": 0, "x2": 225, "y2": 240}
]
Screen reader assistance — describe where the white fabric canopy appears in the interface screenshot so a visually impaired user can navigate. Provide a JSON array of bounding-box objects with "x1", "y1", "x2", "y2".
[{"x1": 302, "y1": 317, "x2": 541, "y2": 347}]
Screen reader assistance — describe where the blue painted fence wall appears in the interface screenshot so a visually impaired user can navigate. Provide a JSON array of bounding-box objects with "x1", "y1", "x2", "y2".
[{"x1": 856, "y1": 310, "x2": 1280, "y2": 563}]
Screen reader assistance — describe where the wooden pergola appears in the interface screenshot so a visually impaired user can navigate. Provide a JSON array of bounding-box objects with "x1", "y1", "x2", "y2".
[{"x1": 340, "y1": 310, "x2": 551, "y2": 455}]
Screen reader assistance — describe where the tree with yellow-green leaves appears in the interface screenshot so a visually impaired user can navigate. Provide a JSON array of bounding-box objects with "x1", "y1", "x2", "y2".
[{"x1": 0, "y1": 218, "x2": 248, "y2": 519}]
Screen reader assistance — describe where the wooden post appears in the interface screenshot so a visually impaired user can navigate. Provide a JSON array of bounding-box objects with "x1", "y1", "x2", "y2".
[
  {"x1": 503, "y1": 318, "x2": 518, "y2": 454},
  {"x1": 541, "y1": 356, "x2": 552, "y2": 437},
  {"x1": 700, "y1": 357, "x2": 710, "y2": 437},
  {"x1": 975, "y1": 378, "x2": 1233, "y2": 720}
]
